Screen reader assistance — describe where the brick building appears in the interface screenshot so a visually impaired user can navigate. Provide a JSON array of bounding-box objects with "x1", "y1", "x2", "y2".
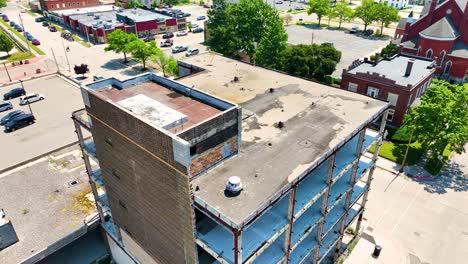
[
  {"x1": 39, "y1": 0, "x2": 100, "y2": 11},
  {"x1": 72, "y1": 53, "x2": 389, "y2": 264},
  {"x1": 341, "y1": 55, "x2": 435, "y2": 127},
  {"x1": 394, "y1": 0, "x2": 468, "y2": 83}
]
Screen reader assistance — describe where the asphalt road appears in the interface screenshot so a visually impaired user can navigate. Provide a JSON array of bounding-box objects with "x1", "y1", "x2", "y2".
[{"x1": 0, "y1": 75, "x2": 83, "y2": 170}]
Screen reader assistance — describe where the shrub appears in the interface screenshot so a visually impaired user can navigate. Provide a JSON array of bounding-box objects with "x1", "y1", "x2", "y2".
[{"x1": 375, "y1": 29, "x2": 381, "y2": 36}]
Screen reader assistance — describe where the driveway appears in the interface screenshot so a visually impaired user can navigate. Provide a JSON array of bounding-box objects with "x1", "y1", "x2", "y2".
[
  {"x1": 0, "y1": 75, "x2": 83, "y2": 171},
  {"x1": 286, "y1": 25, "x2": 390, "y2": 76},
  {"x1": 345, "y1": 165, "x2": 468, "y2": 264}
]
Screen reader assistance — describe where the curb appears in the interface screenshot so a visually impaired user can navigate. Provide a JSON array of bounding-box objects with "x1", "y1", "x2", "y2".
[{"x1": 0, "y1": 71, "x2": 58, "y2": 88}]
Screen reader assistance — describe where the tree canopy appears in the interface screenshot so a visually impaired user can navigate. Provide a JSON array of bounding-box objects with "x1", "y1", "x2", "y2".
[
  {"x1": 0, "y1": 33, "x2": 14, "y2": 55},
  {"x1": 206, "y1": 0, "x2": 287, "y2": 66},
  {"x1": 0, "y1": 0, "x2": 7, "y2": 8},
  {"x1": 127, "y1": 0, "x2": 143, "y2": 8},
  {"x1": 128, "y1": 39, "x2": 159, "y2": 69},
  {"x1": 152, "y1": 50, "x2": 178, "y2": 77},
  {"x1": 331, "y1": 2, "x2": 354, "y2": 29},
  {"x1": 307, "y1": 0, "x2": 331, "y2": 26},
  {"x1": 104, "y1": 29, "x2": 138, "y2": 62},
  {"x1": 280, "y1": 43, "x2": 341, "y2": 83},
  {"x1": 376, "y1": 3, "x2": 399, "y2": 36},
  {"x1": 354, "y1": 0, "x2": 379, "y2": 31},
  {"x1": 404, "y1": 80, "x2": 468, "y2": 163},
  {"x1": 74, "y1": 64, "x2": 89, "y2": 76}
]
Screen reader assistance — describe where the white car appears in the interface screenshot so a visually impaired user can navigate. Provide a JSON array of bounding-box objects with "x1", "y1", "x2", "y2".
[
  {"x1": 0, "y1": 101, "x2": 13, "y2": 112},
  {"x1": 186, "y1": 48, "x2": 199, "y2": 57},
  {"x1": 176, "y1": 31, "x2": 188, "y2": 37},
  {"x1": 19, "y1": 93, "x2": 45, "y2": 105}
]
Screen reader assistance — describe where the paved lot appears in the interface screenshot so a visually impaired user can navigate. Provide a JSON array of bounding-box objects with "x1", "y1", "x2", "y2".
[
  {"x1": 0, "y1": 145, "x2": 95, "y2": 264},
  {"x1": 0, "y1": 75, "x2": 83, "y2": 170},
  {"x1": 286, "y1": 25, "x2": 389, "y2": 76},
  {"x1": 346, "y1": 166, "x2": 468, "y2": 264}
]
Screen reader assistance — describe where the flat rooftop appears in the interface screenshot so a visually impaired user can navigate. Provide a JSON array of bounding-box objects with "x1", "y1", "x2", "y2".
[
  {"x1": 348, "y1": 56, "x2": 434, "y2": 87},
  {"x1": 179, "y1": 53, "x2": 389, "y2": 227},
  {"x1": 117, "y1": 8, "x2": 172, "y2": 22},
  {"x1": 0, "y1": 145, "x2": 96, "y2": 264},
  {"x1": 69, "y1": 11, "x2": 121, "y2": 27},
  {"x1": 88, "y1": 76, "x2": 227, "y2": 134},
  {"x1": 50, "y1": 5, "x2": 116, "y2": 16}
]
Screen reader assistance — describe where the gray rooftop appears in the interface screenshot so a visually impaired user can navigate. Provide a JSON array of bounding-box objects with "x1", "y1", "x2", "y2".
[
  {"x1": 348, "y1": 56, "x2": 434, "y2": 87},
  {"x1": 455, "y1": 0, "x2": 467, "y2": 11},
  {"x1": 117, "y1": 8, "x2": 171, "y2": 22},
  {"x1": 0, "y1": 145, "x2": 97, "y2": 264},
  {"x1": 419, "y1": 16, "x2": 460, "y2": 39},
  {"x1": 449, "y1": 41, "x2": 468, "y2": 59},
  {"x1": 179, "y1": 53, "x2": 388, "y2": 226},
  {"x1": 397, "y1": 17, "x2": 407, "y2": 29},
  {"x1": 69, "y1": 11, "x2": 120, "y2": 27},
  {"x1": 401, "y1": 37, "x2": 419, "y2": 49}
]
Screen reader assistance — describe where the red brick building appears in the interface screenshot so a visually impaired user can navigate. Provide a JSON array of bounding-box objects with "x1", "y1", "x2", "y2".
[
  {"x1": 39, "y1": 0, "x2": 100, "y2": 11},
  {"x1": 341, "y1": 55, "x2": 436, "y2": 127},
  {"x1": 394, "y1": 0, "x2": 468, "y2": 83}
]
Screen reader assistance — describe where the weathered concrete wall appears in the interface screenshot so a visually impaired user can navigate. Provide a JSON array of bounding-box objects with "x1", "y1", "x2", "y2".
[{"x1": 190, "y1": 136, "x2": 238, "y2": 176}]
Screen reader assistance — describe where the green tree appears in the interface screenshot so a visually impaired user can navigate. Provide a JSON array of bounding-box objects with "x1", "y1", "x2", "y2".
[
  {"x1": 128, "y1": 40, "x2": 159, "y2": 69},
  {"x1": 152, "y1": 50, "x2": 178, "y2": 77},
  {"x1": 280, "y1": 43, "x2": 341, "y2": 83},
  {"x1": 307, "y1": 0, "x2": 331, "y2": 26},
  {"x1": 104, "y1": 30, "x2": 138, "y2": 62},
  {"x1": 404, "y1": 80, "x2": 468, "y2": 166},
  {"x1": 331, "y1": 2, "x2": 354, "y2": 29},
  {"x1": 376, "y1": 3, "x2": 399, "y2": 36},
  {"x1": 0, "y1": 33, "x2": 14, "y2": 55},
  {"x1": 354, "y1": 0, "x2": 378, "y2": 31},
  {"x1": 127, "y1": 0, "x2": 143, "y2": 8},
  {"x1": 0, "y1": 0, "x2": 6, "y2": 8},
  {"x1": 207, "y1": 0, "x2": 287, "y2": 66}
]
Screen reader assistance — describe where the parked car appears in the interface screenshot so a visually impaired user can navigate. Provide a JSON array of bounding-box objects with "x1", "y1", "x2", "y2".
[
  {"x1": 19, "y1": 93, "x2": 45, "y2": 105},
  {"x1": 350, "y1": 26, "x2": 359, "y2": 33},
  {"x1": 192, "y1": 23, "x2": 199, "y2": 28},
  {"x1": 49, "y1": 26, "x2": 57, "y2": 32},
  {"x1": 3, "y1": 88, "x2": 26, "y2": 100},
  {"x1": 0, "y1": 110, "x2": 24, "y2": 125},
  {"x1": 14, "y1": 25, "x2": 23, "y2": 32},
  {"x1": 32, "y1": 39, "x2": 40, "y2": 45},
  {"x1": 275, "y1": 0, "x2": 283, "y2": 4},
  {"x1": 4, "y1": 113, "x2": 35, "y2": 132},
  {"x1": 144, "y1": 35, "x2": 155, "y2": 42},
  {"x1": 0, "y1": 101, "x2": 13, "y2": 112},
  {"x1": 162, "y1": 32, "x2": 174, "y2": 39},
  {"x1": 160, "y1": 39, "x2": 173, "y2": 47},
  {"x1": 363, "y1": 29, "x2": 374, "y2": 36},
  {"x1": 197, "y1": 15, "x2": 206, "y2": 20},
  {"x1": 183, "y1": 13, "x2": 191, "y2": 17},
  {"x1": 295, "y1": 6, "x2": 305, "y2": 10},
  {"x1": 176, "y1": 31, "x2": 187, "y2": 37},
  {"x1": 185, "y1": 48, "x2": 199, "y2": 57},
  {"x1": 2, "y1": 15, "x2": 9, "y2": 22},
  {"x1": 35, "y1": 17, "x2": 45, "y2": 22},
  {"x1": 172, "y1": 45, "x2": 188, "y2": 54},
  {"x1": 93, "y1": 75, "x2": 105, "y2": 81},
  {"x1": 192, "y1": 27, "x2": 204, "y2": 33},
  {"x1": 9, "y1": 21, "x2": 15, "y2": 26},
  {"x1": 20, "y1": 9, "x2": 26, "y2": 13},
  {"x1": 26, "y1": 34, "x2": 34, "y2": 41},
  {"x1": 42, "y1": 21, "x2": 49, "y2": 27}
]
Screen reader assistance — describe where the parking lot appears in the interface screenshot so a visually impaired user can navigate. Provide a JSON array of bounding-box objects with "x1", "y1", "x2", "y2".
[
  {"x1": 286, "y1": 25, "x2": 389, "y2": 76},
  {"x1": 0, "y1": 75, "x2": 83, "y2": 171}
]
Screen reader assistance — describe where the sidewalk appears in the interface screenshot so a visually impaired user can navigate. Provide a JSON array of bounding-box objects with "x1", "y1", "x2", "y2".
[{"x1": 365, "y1": 152, "x2": 433, "y2": 179}]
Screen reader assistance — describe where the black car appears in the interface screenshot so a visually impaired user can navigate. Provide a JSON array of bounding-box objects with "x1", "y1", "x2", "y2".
[
  {"x1": 42, "y1": 21, "x2": 49, "y2": 27},
  {"x1": 192, "y1": 27, "x2": 204, "y2": 33},
  {"x1": 3, "y1": 88, "x2": 26, "y2": 100},
  {"x1": 162, "y1": 32, "x2": 174, "y2": 39},
  {"x1": 363, "y1": 29, "x2": 374, "y2": 36},
  {"x1": 35, "y1": 17, "x2": 45, "y2": 22},
  {"x1": 144, "y1": 35, "x2": 155, "y2": 42},
  {"x1": 49, "y1": 26, "x2": 57, "y2": 32},
  {"x1": 4, "y1": 113, "x2": 35, "y2": 132},
  {"x1": 0, "y1": 110, "x2": 24, "y2": 125}
]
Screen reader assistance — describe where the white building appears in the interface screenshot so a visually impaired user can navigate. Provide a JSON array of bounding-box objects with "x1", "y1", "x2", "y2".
[{"x1": 384, "y1": 0, "x2": 409, "y2": 9}]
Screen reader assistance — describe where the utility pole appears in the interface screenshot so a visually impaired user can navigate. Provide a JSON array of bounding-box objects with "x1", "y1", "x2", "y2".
[
  {"x1": 60, "y1": 37, "x2": 71, "y2": 71},
  {"x1": 3, "y1": 63, "x2": 11, "y2": 82},
  {"x1": 311, "y1": 32, "x2": 314, "y2": 44},
  {"x1": 51, "y1": 48, "x2": 60, "y2": 72},
  {"x1": 19, "y1": 80, "x2": 33, "y2": 116},
  {"x1": 18, "y1": 13, "x2": 32, "y2": 55}
]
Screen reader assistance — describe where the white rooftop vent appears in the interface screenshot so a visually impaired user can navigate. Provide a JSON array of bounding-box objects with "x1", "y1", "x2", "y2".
[{"x1": 226, "y1": 176, "x2": 242, "y2": 195}]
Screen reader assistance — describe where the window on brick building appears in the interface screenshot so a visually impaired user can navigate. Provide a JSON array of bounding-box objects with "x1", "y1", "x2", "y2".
[
  {"x1": 387, "y1": 92, "x2": 399, "y2": 106},
  {"x1": 348, "y1": 82, "x2": 358, "y2": 92},
  {"x1": 407, "y1": 94, "x2": 413, "y2": 106},
  {"x1": 444, "y1": 61, "x2": 452, "y2": 74},
  {"x1": 178, "y1": 23, "x2": 185, "y2": 30},
  {"x1": 367, "y1": 87, "x2": 379, "y2": 98},
  {"x1": 56, "y1": 3, "x2": 59, "y2": 8},
  {"x1": 387, "y1": 109, "x2": 395, "y2": 122},
  {"x1": 438, "y1": 50, "x2": 446, "y2": 66},
  {"x1": 426, "y1": 49, "x2": 433, "y2": 58}
]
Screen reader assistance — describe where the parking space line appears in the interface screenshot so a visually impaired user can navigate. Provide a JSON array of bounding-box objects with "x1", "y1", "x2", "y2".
[
  {"x1": 391, "y1": 186, "x2": 423, "y2": 233},
  {"x1": 375, "y1": 179, "x2": 409, "y2": 226}
]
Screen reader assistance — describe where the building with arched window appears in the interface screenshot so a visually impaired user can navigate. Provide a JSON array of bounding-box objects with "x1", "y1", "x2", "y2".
[{"x1": 394, "y1": 0, "x2": 468, "y2": 83}]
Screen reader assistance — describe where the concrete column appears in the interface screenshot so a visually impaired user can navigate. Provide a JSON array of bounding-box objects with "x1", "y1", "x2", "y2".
[
  {"x1": 284, "y1": 187, "x2": 297, "y2": 262},
  {"x1": 73, "y1": 119, "x2": 85, "y2": 148},
  {"x1": 356, "y1": 110, "x2": 389, "y2": 233},
  {"x1": 313, "y1": 154, "x2": 336, "y2": 263},
  {"x1": 234, "y1": 230, "x2": 242, "y2": 264}
]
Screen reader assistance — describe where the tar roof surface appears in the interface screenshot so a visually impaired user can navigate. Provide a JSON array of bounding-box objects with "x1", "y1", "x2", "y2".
[
  {"x1": 419, "y1": 16, "x2": 460, "y2": 39},
  {"x1": 0, "y1": 146, "x2": 95, "y2": 264},
  {"x1": 450, "y1": 41, "x2": 468, "y2": 59},
  {"x1": 118, "y1": 8, "x2": 171, "y2": 22},
  {"x1": 348, "y1": 56, "x2": 434, "y2": 87},
  {"x1": 179, "y1": 53, "x2": 388, "y2": 226}
]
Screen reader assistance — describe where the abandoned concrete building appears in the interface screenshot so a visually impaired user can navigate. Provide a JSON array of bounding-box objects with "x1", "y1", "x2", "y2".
[{"x1": 72, "y1": 52, "x2": 390, "y2": 264}]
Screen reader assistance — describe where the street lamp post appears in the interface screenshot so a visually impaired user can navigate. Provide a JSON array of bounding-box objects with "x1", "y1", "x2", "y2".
[
  {"x1": 19, "y1": 80, "x2": 33, "y2": 116},
  {"x1": 399, "y1": 116, "x2": 418, "y2": 173},
  {"x1": 18, "y1": 13, "x2": 32, "y2": 55}
]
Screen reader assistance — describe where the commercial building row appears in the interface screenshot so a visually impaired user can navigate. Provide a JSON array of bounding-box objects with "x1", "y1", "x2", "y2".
[{"x1": 45, "y1": 6, "x2": 187, "y2": 43}]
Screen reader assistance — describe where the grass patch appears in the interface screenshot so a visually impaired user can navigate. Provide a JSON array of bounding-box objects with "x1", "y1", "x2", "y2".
[
  {"x1": 47, "y1": 21, "x2": 91, "y2": 48},
  {"x1": 0, "y1": 20, "x2": 45, "y2": 55},
  {"x1": 369, "y1": 141, "x2": 424, "y2": 165},
  {"x1": 25, "y1": 9, "x2": 39, "y2": 17},
  {"x1": 6, "y1": 51, "x2": 35, "y2": 62}
]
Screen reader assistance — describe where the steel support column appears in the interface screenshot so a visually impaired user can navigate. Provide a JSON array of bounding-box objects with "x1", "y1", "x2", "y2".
[
  {"x1": 313, "y1": 154, "x2": 336, "y2": 264},
  {"x1": 284, "y1": 187, "x2": 297, "y2": 262},
  {"x1": 234, "y1": 229, "x2": 242, "y2": 264},
  {"x1": 356, "y1": 110, "x2": 389, "y2": 233}
]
